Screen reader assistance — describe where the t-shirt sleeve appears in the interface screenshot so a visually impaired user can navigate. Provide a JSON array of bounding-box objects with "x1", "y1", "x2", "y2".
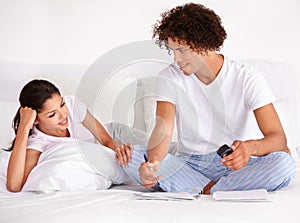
[
  {"x1": 26, "y1": 136, "x2": 49, "y2": 153},
  {"x1": 65, "y1": 95, "x2": 87, "y2": 123},
  {"x1": 244, "y1": 71, "x2": 276, "y2": 110},
  {"x1": 155, "y1": 68, "x2": 177, "y2": 105}
]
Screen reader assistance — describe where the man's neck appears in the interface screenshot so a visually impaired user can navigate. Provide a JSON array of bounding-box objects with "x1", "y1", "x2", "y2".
[{"x1": 194, "y1": 53, "x2": 224, "y2": 85}]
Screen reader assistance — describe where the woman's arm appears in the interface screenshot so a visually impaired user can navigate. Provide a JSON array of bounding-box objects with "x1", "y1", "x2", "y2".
[
  {"x1": 82, "y1": 110, "x2": 116, "y2": 147},
  {"x1": 6, "y1": 107, "x2": 41, "y2": 192},
  {"x1": 82, "y1": 110, "x2": 132, "y2": 166}
]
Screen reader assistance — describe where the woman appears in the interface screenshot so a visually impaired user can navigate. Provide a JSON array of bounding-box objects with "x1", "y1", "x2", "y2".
[{"x1": 6, "y1": 79, "x2": 132, "y2": 192}]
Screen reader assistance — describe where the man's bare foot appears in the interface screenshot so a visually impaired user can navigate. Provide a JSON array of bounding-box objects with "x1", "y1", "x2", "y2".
[
  {"x1": 202, "y1": 181, "x2": 216, "y2": 195},
  {"x1": 157, "y1": 187, "x2": 165, "y2": 192}
]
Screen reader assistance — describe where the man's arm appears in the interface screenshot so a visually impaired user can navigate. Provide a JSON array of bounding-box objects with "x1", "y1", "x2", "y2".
[
  {"x1": 139, "y1": 101, "x2": 176, "y2": 187},
  {"x1": 250, "y1": 103, "x2": 287, "y2": 155},
  {"x1": 147, "y1": 101, "x2": 176, "y2": 162},
  {"x1": 222, "y1": 103, "x2": 288, "y2": 170}
]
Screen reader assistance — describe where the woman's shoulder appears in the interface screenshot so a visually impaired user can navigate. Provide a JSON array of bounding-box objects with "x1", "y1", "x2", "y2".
[
  {"x1": 27, "y1": 127, "x2": 59, "y2": 152},
  {"x1": 63, "y1": 95, "x2": 76, "y2": 104},
  {"x1": 64, "y1": 95, "x2": 85, "y2": 107}
]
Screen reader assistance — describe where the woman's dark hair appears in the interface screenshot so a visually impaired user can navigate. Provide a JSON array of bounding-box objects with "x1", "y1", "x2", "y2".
[
  {"x1": 152, "y1": 3, "x2": 227, "y2": 53},
  {"x1": 7, "y1": 79, "x2": 60, "y2": 151}
]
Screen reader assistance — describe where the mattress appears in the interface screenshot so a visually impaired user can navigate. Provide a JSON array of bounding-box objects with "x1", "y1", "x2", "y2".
[{"x1": 0, "y1": 161, "x2": 299, "y2": 223}]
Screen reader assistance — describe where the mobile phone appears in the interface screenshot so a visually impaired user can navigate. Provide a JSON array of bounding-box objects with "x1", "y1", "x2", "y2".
[{"x1": 217, "y1": 144, "x2": 233, "y2": 158}]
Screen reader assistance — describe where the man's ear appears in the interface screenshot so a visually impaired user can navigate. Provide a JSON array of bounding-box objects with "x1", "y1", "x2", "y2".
[{"x1": 34, "y1": 119, "x2": 39, "y2": 125}]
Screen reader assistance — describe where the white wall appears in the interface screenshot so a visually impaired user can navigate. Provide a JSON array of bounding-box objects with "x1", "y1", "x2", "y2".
[{"x1": 0, "y1": 0, "x2": 299, "y2": 76}]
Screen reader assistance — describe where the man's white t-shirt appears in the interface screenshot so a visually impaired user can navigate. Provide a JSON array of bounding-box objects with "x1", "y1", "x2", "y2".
[
  {"x1": 27, "y1": 95, "x2": 96, "y2": 152},
  {"x1": 156, "y1": 56, "x2": 275, "y2": 155}
]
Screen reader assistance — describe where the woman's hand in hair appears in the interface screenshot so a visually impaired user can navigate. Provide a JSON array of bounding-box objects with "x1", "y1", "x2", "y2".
[{"x1": 19, "y1": 107, "x2": 37, "y2": 130}]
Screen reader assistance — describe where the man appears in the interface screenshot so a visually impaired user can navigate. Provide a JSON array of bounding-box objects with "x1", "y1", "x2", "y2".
[{"x1": 125, "y1": 3, "x2": 295, "y2": 194}]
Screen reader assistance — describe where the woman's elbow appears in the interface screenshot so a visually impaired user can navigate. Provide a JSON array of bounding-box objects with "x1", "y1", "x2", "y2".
[{"x1": 6, "y1": 181, "x2": 22, "y2": 192}]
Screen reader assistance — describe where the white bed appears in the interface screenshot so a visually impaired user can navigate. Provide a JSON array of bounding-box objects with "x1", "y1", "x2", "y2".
[
  {"x1": 0, "y1": 42, "x2": 300, "y2": 223},
  {"x1": 0, "y1": 172, "x2": 299, "y2": 223}
]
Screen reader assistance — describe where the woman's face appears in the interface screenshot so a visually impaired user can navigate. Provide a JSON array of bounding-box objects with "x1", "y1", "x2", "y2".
[{"x1": 35, "y1": 93, "x2": 69, "y2": 136}]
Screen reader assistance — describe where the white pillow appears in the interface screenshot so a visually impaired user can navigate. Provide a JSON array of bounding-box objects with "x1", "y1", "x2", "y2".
[
  {"x1": 0, "y1": 140, "x2": 131, "y2": 192},
  {"x1": 274, "y1": 99, "x2": 299, "y2": 160},
  {"x1": 77, "y1": 140, "x2": 131, "y2": 184},
  {"x1": 243, "y1": 59, "x2": 300, "y2": 159},
  {"x1": 0, "y1": 150, "x2": 10, "y2": 192},
  {"x1": 0, "y1": 100, "x2": 19, "y2": 149},
  {"x1": 22, "y1": 141, "x2": 113, "y2": 192},
  {"x1": 133, "y1": 77, "x2": 178, "y2": 142}
]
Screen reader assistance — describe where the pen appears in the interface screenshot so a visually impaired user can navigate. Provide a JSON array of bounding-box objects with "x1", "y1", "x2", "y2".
[
  {"x1": 143, "y1": 154, "x2": 160, "y2": 186},
  {"x1": 143, "y1": 154, "x2": 149, "y2": 162}
]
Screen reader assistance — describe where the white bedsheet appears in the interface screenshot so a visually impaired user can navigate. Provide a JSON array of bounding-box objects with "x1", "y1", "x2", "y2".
[{"x1": 0, "y1": 161, "x2": 299, "y2": 223}]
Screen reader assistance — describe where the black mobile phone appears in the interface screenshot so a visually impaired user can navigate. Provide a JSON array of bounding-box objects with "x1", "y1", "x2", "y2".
[{"x1": 217, "y1": 144, "x2": 233, "y2": 158}]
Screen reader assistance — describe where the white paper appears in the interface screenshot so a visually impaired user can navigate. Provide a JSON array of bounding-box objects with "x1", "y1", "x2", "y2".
[
  {"x1": 213, "y1": 189, "x2": 276, "y2": 201},
  {"x1": 134, "y1": 192, "x2": 196, "y2": 201}
]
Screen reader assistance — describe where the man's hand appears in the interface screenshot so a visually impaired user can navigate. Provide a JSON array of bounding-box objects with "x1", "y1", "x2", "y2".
[
  {"x1": 138, "y1": 161, "x2": 161, "y2": 188},
  {"x1": 220, "y1": 141, "x2": 253, "y2": 170}
]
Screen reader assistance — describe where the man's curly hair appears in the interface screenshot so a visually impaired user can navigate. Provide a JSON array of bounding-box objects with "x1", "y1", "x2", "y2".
[{"x1": 152, "y1": 3, "x2": 227, "y2": 53}]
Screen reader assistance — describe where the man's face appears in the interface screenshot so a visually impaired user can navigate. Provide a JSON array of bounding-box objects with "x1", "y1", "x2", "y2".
[{"x1": 167, "y1": 38, "x2": 209, "y2": 76}]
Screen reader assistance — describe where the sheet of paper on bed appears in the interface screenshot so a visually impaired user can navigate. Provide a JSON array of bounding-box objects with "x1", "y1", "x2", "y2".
[
  {"x1": 213, "y1": 189, "x2": 277, "y2": 201},
  {"x1": 134, "y1": 192, "x2": 197, "y2": 201}
]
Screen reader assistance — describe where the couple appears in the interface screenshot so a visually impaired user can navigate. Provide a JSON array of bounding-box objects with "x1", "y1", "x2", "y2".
[{"x1": 6, "y1": 3, "x2": 295, "y2": 193}]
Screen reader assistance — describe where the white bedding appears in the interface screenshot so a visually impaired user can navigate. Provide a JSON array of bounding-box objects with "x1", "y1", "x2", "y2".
[
  {"x1": 1, "y1": 139, "x2": 299, "y2": 223},
  {"x1": 0, "y1": 138, "x2": 299, "y2": 223},
  {"x1": 0, "y1": 140, "x2": 132, "y2": 193},
  {"x1": 0, "y1": 162, "x2": 299, "y2": 223}
]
